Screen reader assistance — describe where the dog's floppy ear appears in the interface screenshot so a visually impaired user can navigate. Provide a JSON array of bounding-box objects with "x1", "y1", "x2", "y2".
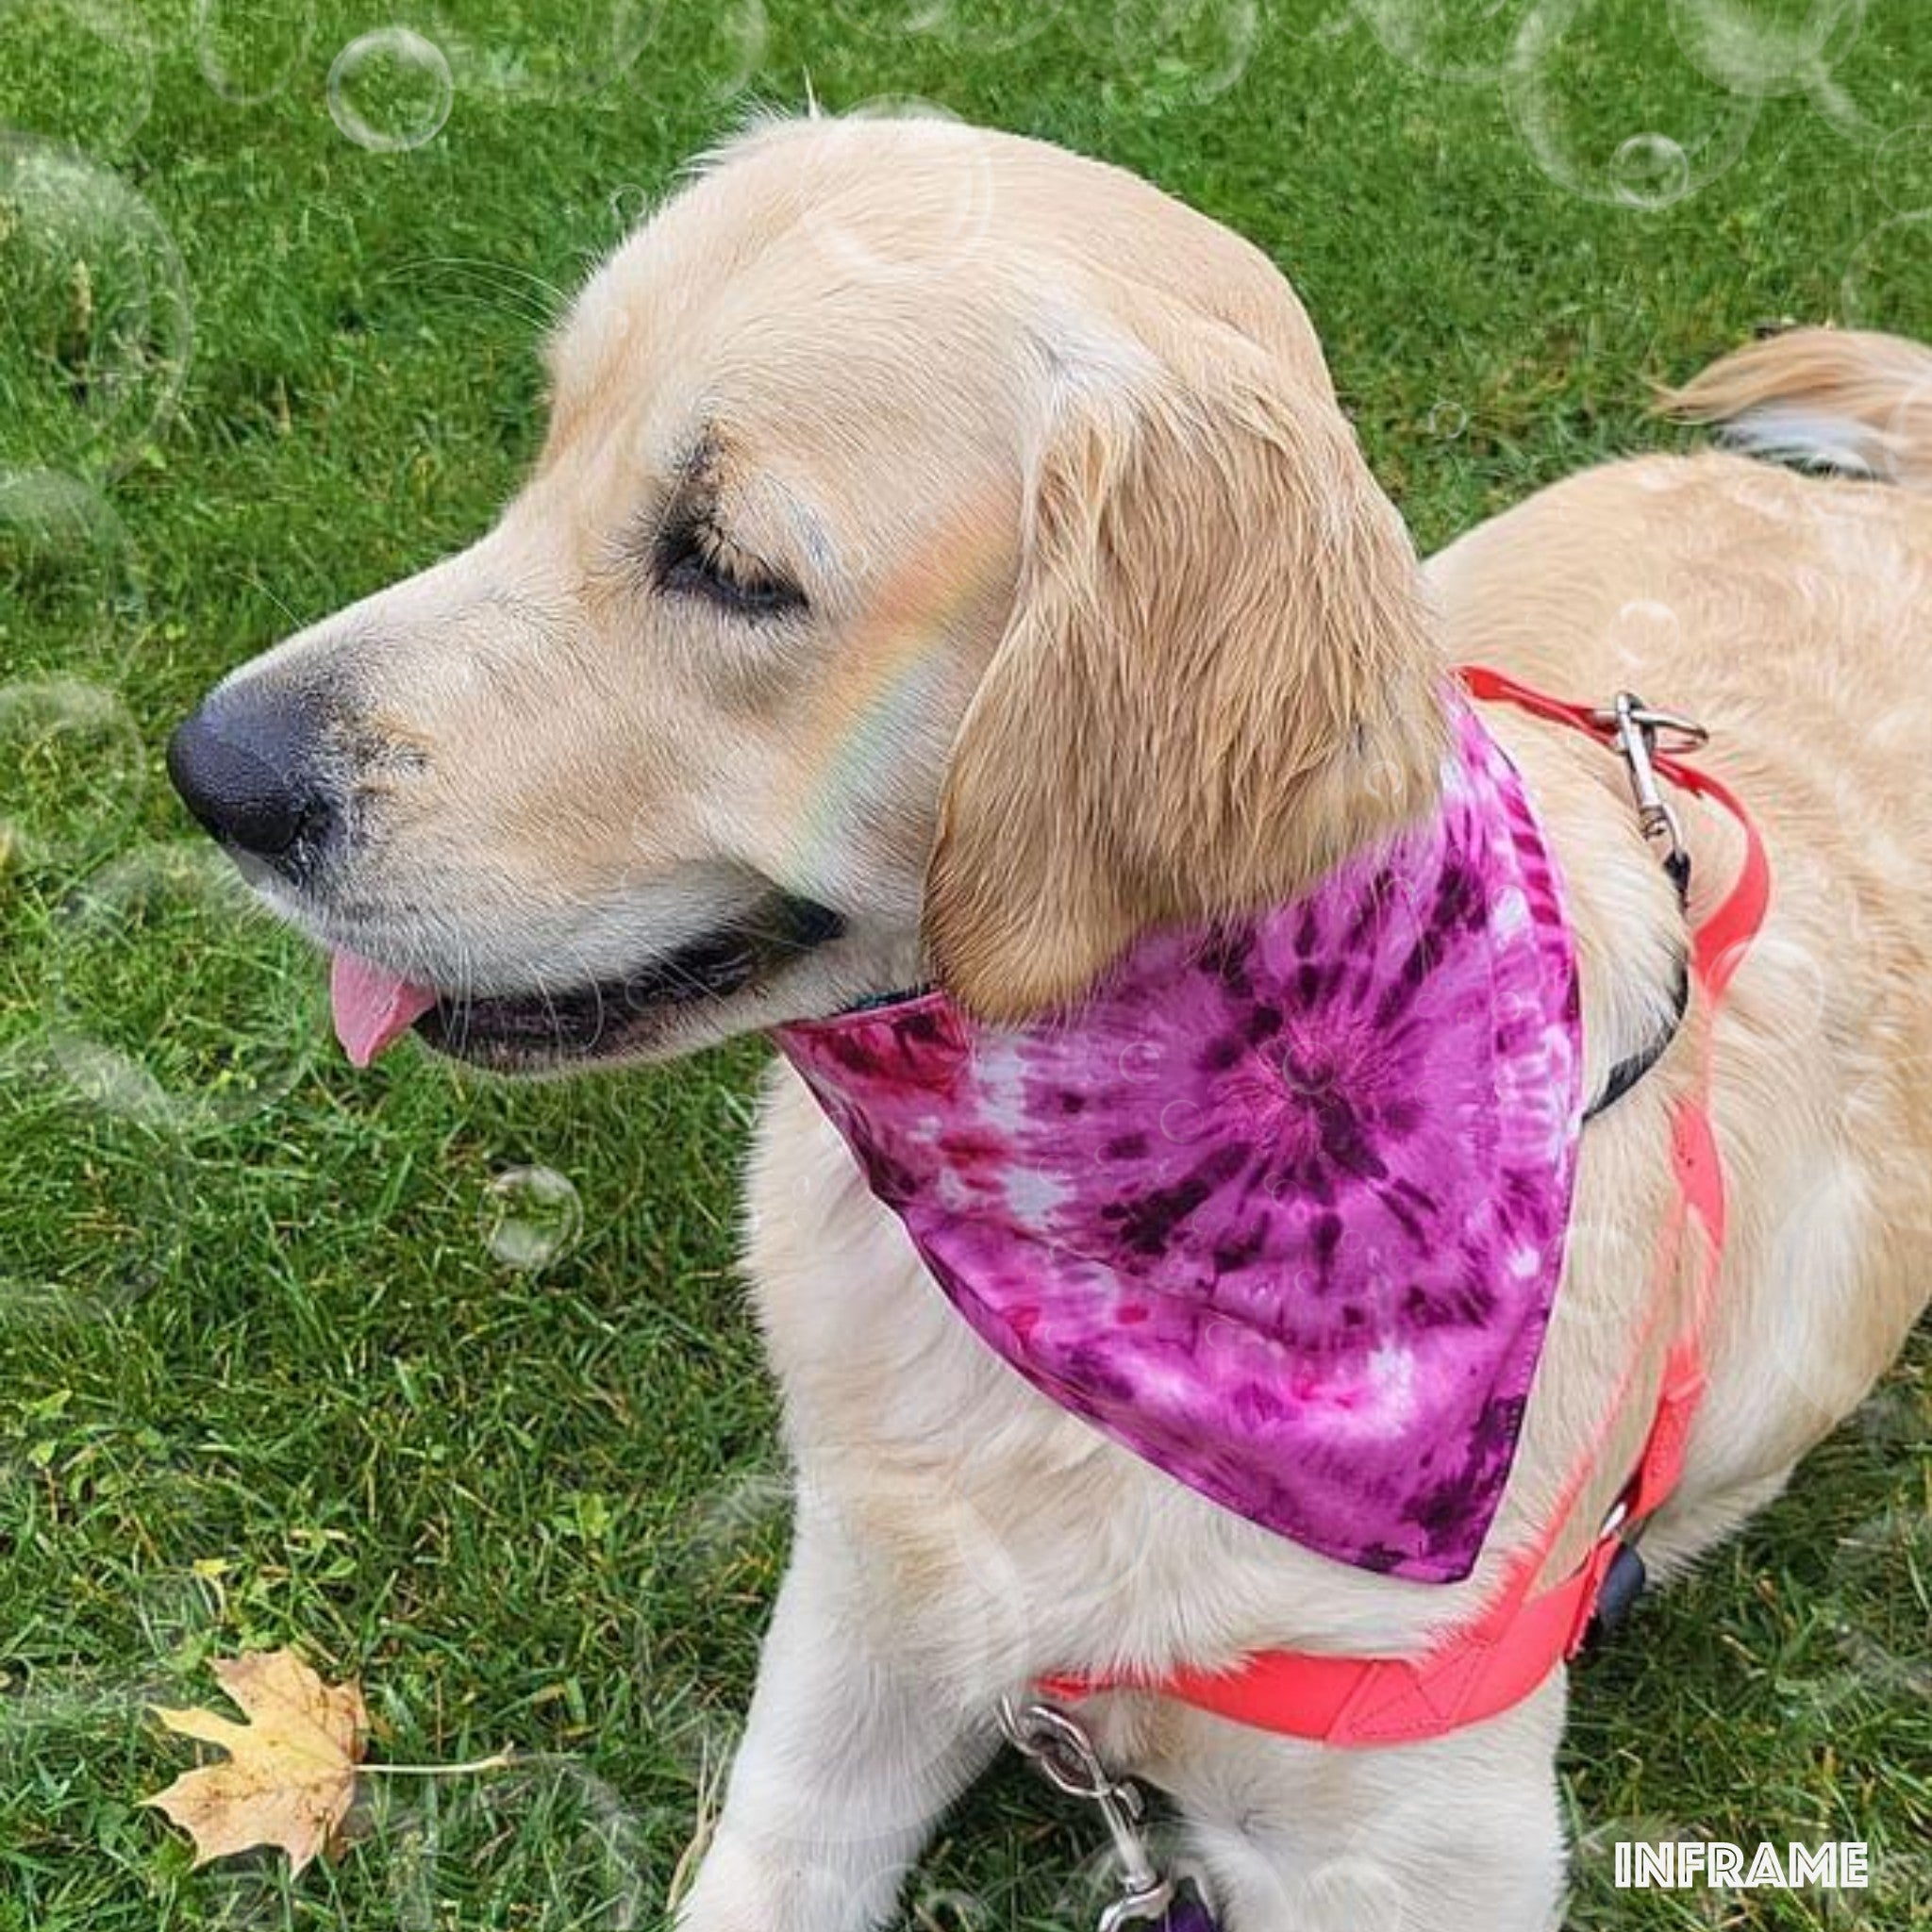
[{"x1": 924, "y1": 284, "x2": 1447, "y2": 1023}]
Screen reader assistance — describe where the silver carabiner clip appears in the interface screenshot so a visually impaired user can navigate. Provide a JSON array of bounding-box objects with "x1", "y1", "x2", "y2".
[
  {"x1": 998, "y1": 1698, "x2": 1178, "y2": 1930},
  {"x1": 1589, "y1": 690, "x2": 1708, "y2": 865}
]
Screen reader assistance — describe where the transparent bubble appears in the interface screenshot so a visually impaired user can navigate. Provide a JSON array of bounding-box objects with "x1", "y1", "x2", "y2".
[
  {"x1": 479, "y1": 1164, "x2": 582, "y2": 1271},
  {"x1": 1506, "y1": 0, "x2": 1761, "y2": 209},
  {"x1": 427, "y1": 0, "x2": 662, "y2": 101},
  {"x1": 639, "y1": 1459, "x2": 1041, "y2": 1824},
  {"x1": 0, "y1": 468, "x2": 146, "y2": 683},
  {"x1": 1752, "y1": 1146, "x2": 1910, "y2": 1421},
  {"x1": 43, "y1": 840, "x2": 324, "y2": 1136},
  {"x1": 708, "y1": 0, "x2": 766, "y2": 105},
  {"x1": 193, "y1": 0, "x2": 314, "y2": 108},
  {"x1": 0, "y1": 676, "x2": 143, "y2": 868},
  {"x1": 635, "y1": 1469, "x2": 786, "y2": 1785},
  {"x1": 607, "y1": 181, "x2": 651, "y2": 236},
  {"x1": 1602, "y1": 596, "x2": 1685, "y2": 679},
  {"x1": 327, "y1": 27, "x2": 454, "y2": 154},
  {"x1": 295, "y1": 1759, "x2": 652, "y2": 1931},
  {"x1": 0, "y1": 137, "x2": 193, "y2": 477},
  {"x1": 1294, "y1": 1855, "x2": 1405, "y2": 1927},
  {"x1": 1048, "y1": 1826, "x2": 1209, "y2": 1929},
  {"x1": 826, "y1": 0, "x2": 1063, "y2": 57},
  {"x1": 808, "y1": 101, "x2": 998, "y2": 285},
  {"x1": 1279, "y1": 0, "x2": 1363, "y2": 40},
  {"x1": 1607, "y1": 132, "x2": 1692, "y2": 208},
  {"x1": 910, "y1": 1889, "x2": 992, "y2": 1932},
  {"x1": 1572, "y1": 1816, "x2": 1727, "y2": 1924},
  {"x1": 1853, "y1": 1375, "x2": 1928, "y2": 1449},
  {"x1": 0, "y1": 1052, "x2": 187, "y2": 1325},
  {"x1": 1872, "y1": 121, "x2": 1932, "y2": 217},
  {"x1": 1840, "y1": 212, "x2": 1932, "y2": 330},
  {"x1": 1425, "y1": 399, "x2": 1467, "y2": 439},
  {"x1": 1824, "y1": 1504, "x2": 1932, "y2": 1698},
  {"x1": 0, "y1": 0, "x2": 154, "y2": 153},
  {"x1": 1107, "y1": 0, "x2": 1262, "y2": 108},
  {"x1": 1357, "y1": 0, "x2": 1523, "y2": 83},
  {"x1": 1666, "y1": 0, "x2": 1866, "y2": 98},
  {"x1": 0, "y1": 1453, "x2": 222, "y2": 1779},
  {"x1": 1864, "y1": 1848, "x2": 1932, "y2": 1920},
  {"x1": 1799, "y1": 0, "x2": 1920, "y2": 143}
]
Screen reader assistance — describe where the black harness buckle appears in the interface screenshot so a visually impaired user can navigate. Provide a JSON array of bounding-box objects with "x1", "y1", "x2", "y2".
[{"x1": 1583, "y1": 1539, "x2": 1650, "y2": 1651}]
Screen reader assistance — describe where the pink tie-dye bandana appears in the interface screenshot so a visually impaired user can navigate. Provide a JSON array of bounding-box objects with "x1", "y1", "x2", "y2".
[{"x1": 773, "y1": 702, "x2": 1582, "y2": 1583}]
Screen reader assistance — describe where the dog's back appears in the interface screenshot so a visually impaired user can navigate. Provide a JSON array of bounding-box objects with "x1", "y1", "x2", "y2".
[{"x1": 1426, "y1": 329, "x2": 1932, "y2": 1560}]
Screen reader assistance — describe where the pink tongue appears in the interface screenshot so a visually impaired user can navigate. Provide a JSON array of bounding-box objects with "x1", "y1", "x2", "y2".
[{"x1": 329, "y1": 951, "x2": 439, "y2": 1067}]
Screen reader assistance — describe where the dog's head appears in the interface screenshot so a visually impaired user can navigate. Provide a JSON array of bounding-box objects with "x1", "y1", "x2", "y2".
[{"x1": 169, "y1": 113, "x2": 1443, "y2": 1074}]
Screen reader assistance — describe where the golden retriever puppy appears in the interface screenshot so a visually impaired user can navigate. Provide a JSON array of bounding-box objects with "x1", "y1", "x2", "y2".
[{"x1": 169, "y1": 115, "x2": 1932, "y2": 1930}]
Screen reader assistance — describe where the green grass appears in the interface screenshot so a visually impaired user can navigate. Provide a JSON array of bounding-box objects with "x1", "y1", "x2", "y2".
[{"x1": 1, "y1": 2, "x2": 1928, "y2": 1926}]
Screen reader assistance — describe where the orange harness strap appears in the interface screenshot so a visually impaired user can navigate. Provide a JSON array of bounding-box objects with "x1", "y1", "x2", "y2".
[{"x1": 1041, "y1": 666, "x2": 1772, "y2": 1747}]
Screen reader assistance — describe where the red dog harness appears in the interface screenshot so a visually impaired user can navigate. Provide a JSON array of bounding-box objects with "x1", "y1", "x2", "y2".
[{"x1": 1041, "y1": 666, "x2": 1772, "y2": 1747}]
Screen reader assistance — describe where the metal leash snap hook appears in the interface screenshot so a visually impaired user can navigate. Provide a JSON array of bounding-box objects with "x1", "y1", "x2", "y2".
[
  {"x1": 1588, "y1": 690, "x2": 1708, "y2": 865},
  {"x1": 998, "y1": 1698, "x2": 1180, "y2": 1930}
]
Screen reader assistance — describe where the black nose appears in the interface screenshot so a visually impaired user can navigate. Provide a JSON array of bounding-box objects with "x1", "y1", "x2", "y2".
[{"x1": 166, "y1": 687, "x2": 339, "y2": 874}]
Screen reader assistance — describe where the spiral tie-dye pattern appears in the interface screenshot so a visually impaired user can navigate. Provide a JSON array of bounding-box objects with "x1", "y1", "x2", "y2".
[{"x1": 775, "y1": 701, "x2": 1582, "y2": 1582}]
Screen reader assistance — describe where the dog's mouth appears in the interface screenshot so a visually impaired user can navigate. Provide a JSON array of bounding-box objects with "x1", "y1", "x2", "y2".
[{"x1": 329, "y1": 893, "x2": 844, "y2": 1074}]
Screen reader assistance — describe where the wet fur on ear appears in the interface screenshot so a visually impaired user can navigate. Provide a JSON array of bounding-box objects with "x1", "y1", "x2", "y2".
[{"x1": 923, "y1": 286, "x2": 1449, "y2": 1024}]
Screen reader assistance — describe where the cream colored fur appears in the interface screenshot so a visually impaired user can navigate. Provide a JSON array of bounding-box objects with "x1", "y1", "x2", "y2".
[{"x1": 208, "y1": 115, "x2": 1932, "y2": 1931}]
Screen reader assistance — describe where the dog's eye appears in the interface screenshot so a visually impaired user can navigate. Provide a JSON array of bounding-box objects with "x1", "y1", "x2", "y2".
[{"x1": 658, "y1": 518, "x2": 806, "y2": 619}]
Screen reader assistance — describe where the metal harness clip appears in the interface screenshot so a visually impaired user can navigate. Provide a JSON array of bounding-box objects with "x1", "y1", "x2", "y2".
[
  {"x1": 1587, "y1": 691, "x2": 1709, "y2": 865},
  {"x1": 998, "y1": 1697, "x2": 1179, "y2": 1930}
]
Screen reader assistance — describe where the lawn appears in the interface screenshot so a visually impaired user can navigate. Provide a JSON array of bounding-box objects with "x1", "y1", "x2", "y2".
[{"x1": 1, "y1": 2, "x2": 1928, "y2": 1927}]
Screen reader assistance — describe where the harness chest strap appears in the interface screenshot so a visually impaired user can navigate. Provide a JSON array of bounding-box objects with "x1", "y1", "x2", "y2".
[{"x1": 1040, "y1": 664, "x2": 1773, "y2": 1748}]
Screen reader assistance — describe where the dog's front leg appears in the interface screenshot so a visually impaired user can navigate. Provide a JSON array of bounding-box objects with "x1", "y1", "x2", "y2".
[{"x1": 675, "y1": 1506, "x2": 1003, "y2": 1932}]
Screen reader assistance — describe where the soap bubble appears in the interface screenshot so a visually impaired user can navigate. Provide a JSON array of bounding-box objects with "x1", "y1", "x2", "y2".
[
  {"x1": 1666, "y1": 0, "x2": 1866, "y2": 98},
  {"x1": 479, "y1": 1164, "x2": 582, "y2": 1271},
  {"x1": 1277, "y1": 0, "x2": 1361, "y2": 39},
  {"x1": 1872, "y1": 122, "x2": 1932, "y2": 217},
  {"x1": 250, "y1": 1755, "x2": 648, "y2": 1931},
  {"x1": 607, "y1": 182, "x2": 651, "y2": 236},
  {"x1": 0, "y1": 0, "x2": 154, "y2": 153},
  {"x1": 1506, "y1": 0, "x2": 1760, "y2": 209},
  {"x1": 1049, "y1": 1828, "x2": 1207, "y2": 1931},
  {"x1": 1357, "y1": 0, "x2": 1522, "y2": 83},
  {"x1": 1794, "y1": 1, "x2": 1919, "y2": 143},
  {"x1": 707, "y1": 0, "x2": 766, "y2": 105},
  {"x1": 1107, "y1": 0, "x2": 1261, "y2": 109},
  {"x1": 1840, "y1": 212, "x2": 1932, "y2": 330},
  {"x1": 0, "y1": 469, "x2": 146, "y2": 682},
  {"x1": 0, "y1": 677, "x2": 143, "y2": 868},
  {"x1": 193, "y1": 0, "x2": 314, "y2": 108},
  {"x1": 1602, "y1": 596, "x2": 1684, "y2": 679},
  {"x1": 1854, "y1": 1376, "x2": 1928, "y2": 1450},
  {"x1": 1827, "y1": 1496, "x2": 1932, "y2": 1691},
  {"x1": 0, "y1": 1056, "x2": 186, "y2": 1325},
  {"x1": 1425, "y1": 399, "x2": 1467, "y2": 439},
  {"x1": 1607, "y1": 132, "x2": 1692, "y2": 208},
  {"x1": 1573, "y1": 1817, "x2": 1726, "y2": 1924},
  {"x1": 641, "y1": 1459, "x2": 1039, "y2": 1820},
  {"x1": 635, "y1": 1467, "x2": 787, "y2": 1785},
  {"x1": 327, "y1": 27, "x2": 453, "y2": 153},
  {"x1": 826, "y1": 0, "x2": 1063, "y2": 57},
  {"x1": 426, "y1": 0, "x2": 662, "y2": 101},
  {"x1": 910, "y1": 1891, "x2": 993, "y2": 1932},
  {"x1": 0, "y1": 138, "x2": 193, "y2": 477},
  {"x1": 43, "y1": 840, "x2": 324, "y2": 1137},
  {"x1": 808, "y1": 100, "x2": 997, "y2": 285}
]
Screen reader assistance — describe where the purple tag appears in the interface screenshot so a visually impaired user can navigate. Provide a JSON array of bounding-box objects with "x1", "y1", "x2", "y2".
[{"x1": 1157, "y1": 1881, "x2": 1220, "y2": 1932}]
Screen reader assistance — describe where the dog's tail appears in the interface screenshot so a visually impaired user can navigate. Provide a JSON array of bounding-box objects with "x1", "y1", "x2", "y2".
[{"x1": 1657, "y1": 327, "x2": 1932, "y2": 492}]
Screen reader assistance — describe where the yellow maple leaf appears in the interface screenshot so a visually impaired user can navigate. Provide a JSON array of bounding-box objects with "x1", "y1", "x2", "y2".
[{"x1": 145, "y1": 1648, "x2": 369, "y2": 1874}]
